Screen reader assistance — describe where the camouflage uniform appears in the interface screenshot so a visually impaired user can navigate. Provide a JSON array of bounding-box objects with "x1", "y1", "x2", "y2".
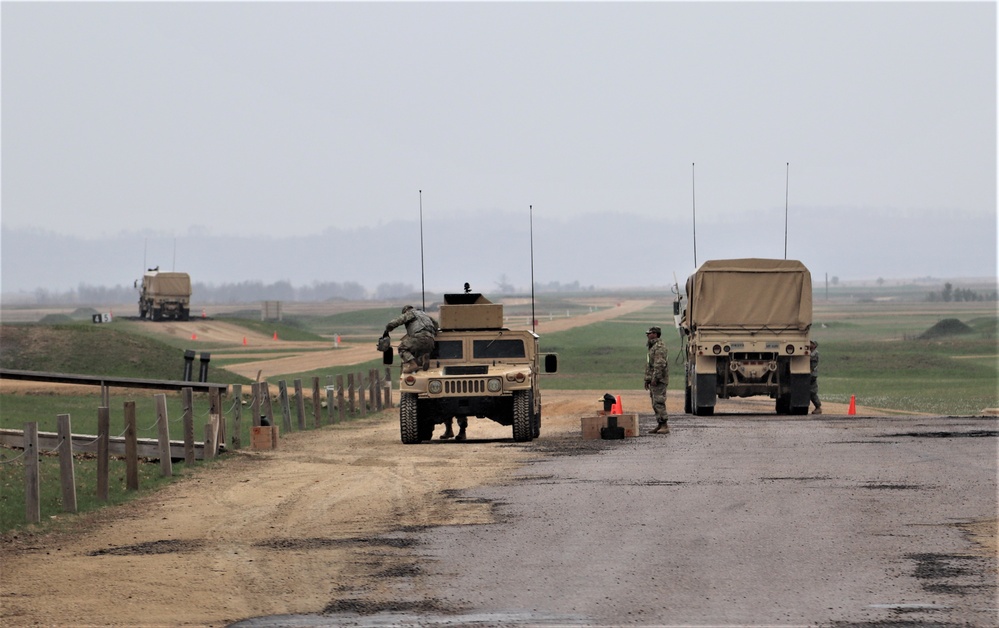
[
  {"x1": 645, "y1": 327, "x2": 669, "y2": 432},
  {"x1": 385, "y1": 306, "x2": 439, "y2": 370},
  {"x1": 809, "y1": 341, "x2": 822, "y2": 414}
]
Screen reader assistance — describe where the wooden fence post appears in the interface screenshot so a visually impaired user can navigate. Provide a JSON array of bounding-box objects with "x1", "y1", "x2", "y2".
[
  {"x1": 154, "y1": 394, "x2": 172, "y2": 477},
  {"x1": 182, "y1": 387, "x2": 195, "y2": 465},
  {"x1": 336, "y1": 375, "x2": 345, "y2": 422},
  {"x1": 97, "y1": 406, "x2": 110, "y2": 501},
  {"x1": 56, "y1": 414, "x2": 78, "y2": 512},
  {"x1": 348, "y1": 373, "x2": 356, "y2": 415},
  {"x1": 357, "y1": 372, "x2": 367, "y2": 416},
  {"x1": 251, "y1": 382, "x2": 261, "y2": 427},
  {"x1": 278, "y1": 381, "x2": 292, "y2": 432},
  {"x1": 210, "y1": 387, "x2": 223, "y2": 453},
  {"x1": 204, "y1": 422, "x2": 216, "y2": 460},
  {"x1": 368, "y1": 369, "x2": 382, "y2": 412},
  {"x1": 294, "y1": 379, "x2": 306, "y2": 430},
  {"x1": 261, "y1": 382, "x2": 275, "y2": 428},
  {"x1": 123, "y1": 402, "x2": 139, "y2": 491},
  {"x1": 312, "y1": 377, "x2": 322, "y2": 428},
  {"x1": 24, "y1": 422, "x2": 40, "y2": 524},
  {"x1": 326, "y1": 376, "x2": 336, "y2": 425},
  {"x1": 232, "y1": 384, "x2": 242, "y2": 450}
]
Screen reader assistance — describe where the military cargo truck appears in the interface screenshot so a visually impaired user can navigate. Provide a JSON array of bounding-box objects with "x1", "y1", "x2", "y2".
[
  {"x1": 388, "y1": 293, "x2": 558, "y2": 444},
  {"x1": 138, "y1": 270, "x2": 192, "y2": 321},
  {"x1": 676, "y1": 259, "x2": 813, "y2": 416}
]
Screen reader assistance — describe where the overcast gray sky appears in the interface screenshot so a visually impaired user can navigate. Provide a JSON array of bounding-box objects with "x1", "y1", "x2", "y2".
[{"x1": 1, "y1": 1, "x2": 996, "y2": 293}]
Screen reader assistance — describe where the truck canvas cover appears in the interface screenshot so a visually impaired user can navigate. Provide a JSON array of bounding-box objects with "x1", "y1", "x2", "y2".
[
  {"x1": 147, "y1": 272, "x2": 191, "y2": 296},
  {"x1": 684, "y1": 259, "x2": 812, "y2": 330}
]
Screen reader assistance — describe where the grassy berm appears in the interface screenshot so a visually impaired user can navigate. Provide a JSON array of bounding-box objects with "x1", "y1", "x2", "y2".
[{"x1": 0, "y1": 322, "x2": 246, "y2": 383}]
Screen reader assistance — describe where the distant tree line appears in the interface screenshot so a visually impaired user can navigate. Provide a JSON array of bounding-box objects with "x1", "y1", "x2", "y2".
[{"x1": 926, "y1": 282, "x2": 997, "y2": 302}]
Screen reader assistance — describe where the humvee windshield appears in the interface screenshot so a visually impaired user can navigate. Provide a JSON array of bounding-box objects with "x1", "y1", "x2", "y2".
[
  {"x1": 432, "y1": 340, "x2": 463, "y2": 360},
  {"x1": 473, "y1": 339, "x2": 526, "y2": 359}
]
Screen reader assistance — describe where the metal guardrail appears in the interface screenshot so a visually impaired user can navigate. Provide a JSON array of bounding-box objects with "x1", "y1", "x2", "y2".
[{"x1": 0, "y1": 369, "x2": 229, "y2": 394}]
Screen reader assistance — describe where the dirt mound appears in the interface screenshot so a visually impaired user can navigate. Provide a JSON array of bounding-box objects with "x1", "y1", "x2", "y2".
[{"x1": 919, "y1": 318, "x2": 973, "y2": 340}]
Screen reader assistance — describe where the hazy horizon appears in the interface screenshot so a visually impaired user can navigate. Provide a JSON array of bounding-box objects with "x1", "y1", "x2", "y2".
[{"x1": 2, "y1": 2, "x2": 996, "y2": 297}]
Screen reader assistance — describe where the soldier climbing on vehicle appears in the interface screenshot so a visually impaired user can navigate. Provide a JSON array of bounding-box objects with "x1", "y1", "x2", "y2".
[{"x1": 382, "y1": 305, "x2": 439, "y2": 374}]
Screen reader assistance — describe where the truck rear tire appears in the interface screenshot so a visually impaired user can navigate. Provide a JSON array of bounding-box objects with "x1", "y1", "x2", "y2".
[
  {"x1": 400, "y1": 393, "x2": 421, "y2": 444},
  {"x1": 684, "y1": 385, "x2": 692, "y2": 414},
  {"x1": 512, "y1": 390, "x2": 533, "y2": 442}
]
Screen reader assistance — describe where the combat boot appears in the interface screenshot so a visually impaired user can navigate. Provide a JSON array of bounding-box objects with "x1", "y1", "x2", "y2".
[
  {"x1": 649, "y1": 421, "x2": 670, "y2": 434},
  {"x1": 812, "y1": 406, "x2": 822, "y2": 415},
  {"x1": 440, "y1": 424, "x2": 454, "y2": 440},
  {"x1": 455, "y1": 426, "x2": 467, "y2": 441},
  {"x1": 402, "y1": 360, "x2": 419, "y2": 374}
]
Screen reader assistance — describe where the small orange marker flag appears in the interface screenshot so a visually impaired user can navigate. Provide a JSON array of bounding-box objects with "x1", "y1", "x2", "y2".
[
  {"x1": 273, "y1": 331, "x2": 278, "y2": 340},
  {"x1": 848, "y1": 395, "x2": 856, "y2": 415},
  {"x1": 191, "y1": 333, "x2": 197, "y2": 341},
  {"x1": 242, "y1": 337, "x2": 247, "y2": 346}
]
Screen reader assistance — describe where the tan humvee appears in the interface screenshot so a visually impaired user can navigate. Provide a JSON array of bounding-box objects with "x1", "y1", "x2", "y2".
[{"x1": 388, "y1": 293, "x2": 557, "y2": 444}]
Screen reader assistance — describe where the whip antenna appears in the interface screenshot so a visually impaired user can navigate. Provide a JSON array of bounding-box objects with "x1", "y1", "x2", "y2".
[
  {"x1": 530, "y1": 205, "x2": 536, "y2": 334},
  {"x1": 784, "y1": 162, "x2": 789, "y2": 260},
  {"x1": 419, "y1": 190, "x2": 426, "y2": 311},
  {"x1": 691, "y1": 162, "x2": 697, "y2": 268}
]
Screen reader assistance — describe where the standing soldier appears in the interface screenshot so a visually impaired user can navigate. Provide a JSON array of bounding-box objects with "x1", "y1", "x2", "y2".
[
  {"x1": 382, "y1": 305, "x2": 439, "y2": 374},
  {"x1": 809, "y1": 340, "x2": 822, "y2": 414},
  {"x1": 645, "y1": 326, "x2": 670, "y2": 434}
]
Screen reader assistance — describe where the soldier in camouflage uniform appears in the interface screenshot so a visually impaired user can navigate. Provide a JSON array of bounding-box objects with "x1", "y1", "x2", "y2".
[
  {"x1": 809, "y1": 340, "x2": 822, "y2": 414},
  {"x1": 645, "y1": 326, "x2": 670, "y2": 434},
  {"x1": 383, "y1": 305, "x2": 439, "y2": 374}
]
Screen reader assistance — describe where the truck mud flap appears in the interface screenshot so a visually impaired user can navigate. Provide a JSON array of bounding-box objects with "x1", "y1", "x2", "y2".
[
  {"x1": 694, "y1": 373, "x2": 716, "y2": 415},
  {"x1": 790, "y1": 373, "x2": 810, "y2": 415}
]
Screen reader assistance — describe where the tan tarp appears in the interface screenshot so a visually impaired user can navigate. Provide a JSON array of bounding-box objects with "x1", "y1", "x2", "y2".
[
  {"x1": 684, "y1": 259, "x2": 811, "y2": 330},
  {"x1": 145, "y1": 272, "x2": 191, "y2": 297}
]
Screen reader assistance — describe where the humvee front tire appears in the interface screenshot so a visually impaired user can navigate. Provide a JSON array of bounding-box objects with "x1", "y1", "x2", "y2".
[
  {"x1": 400, "y1": 393, "x2": 421, "y2": 444},
  {"x1": 512, "y1": 390, "x2": 533, "y2": 442}
]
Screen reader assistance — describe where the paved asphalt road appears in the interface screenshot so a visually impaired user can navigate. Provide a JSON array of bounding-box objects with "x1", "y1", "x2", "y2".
[{"x1": 234, "y1": 412, "x2": 997, "y2": 627}]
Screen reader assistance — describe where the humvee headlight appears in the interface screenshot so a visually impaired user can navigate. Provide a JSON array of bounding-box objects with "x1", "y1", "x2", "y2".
[
  {"x1": 487, "y1": 378, "x2": 502, "y2": 392},
  {"x1": 712, "y1": 344, "x2": 722, "y2": 355},
  {"x1": 428, "y1": 380, "x2": 443, "y2": 394},
  {"x1": 785, "y1": 344, "x2": 795, "y2": 355}
]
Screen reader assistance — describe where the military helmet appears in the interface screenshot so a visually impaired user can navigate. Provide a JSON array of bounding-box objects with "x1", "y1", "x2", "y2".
[
  {"x1": 646, "y1": 326, "x2": 661, "y2": 336},
  {"x1": 402, "y1": 305, "x2": 414, "y2": 313}
]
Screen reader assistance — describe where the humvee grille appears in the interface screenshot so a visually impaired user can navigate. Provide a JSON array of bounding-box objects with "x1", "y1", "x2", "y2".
[{"x1": 444, "y1": 379, "x2": 488, "y2": 394}]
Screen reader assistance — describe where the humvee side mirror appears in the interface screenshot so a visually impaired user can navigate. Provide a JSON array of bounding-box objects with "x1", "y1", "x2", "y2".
[
  {"x1": 544, "y1": 353, "x2": 558, "y2": 373},
  {"x1": 383, "y1": 348, "x2": 394, "y2": 365}
]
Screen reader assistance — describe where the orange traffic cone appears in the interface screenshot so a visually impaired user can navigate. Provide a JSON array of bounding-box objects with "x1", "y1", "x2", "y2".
[
  {"x1": 191, "y1": 333, "x2": 197, "y2": 341},
  {"x1": 242, "y1": 337, "x2": 247, "y2": 346},
  {"x1": 848, "y1": 395, "x2": 856, "y2": 415},
  {"x1": 616, "y1": 395, "x2": 623, "y2": 414},
  {"x1": 273, "y1": 331, "x2": 278, "y2": 340}
]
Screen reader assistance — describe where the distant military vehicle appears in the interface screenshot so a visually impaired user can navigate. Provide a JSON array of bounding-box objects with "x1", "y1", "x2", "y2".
[
  {"x1": 137, "y1": 270, "x2": 192, "y2": 321},
  {"x1": 676, "y1": 258, "x2": 813, "y2": 415},
  {"x1": 385, "y1": 292, "x2": 558, "y2": 444}
]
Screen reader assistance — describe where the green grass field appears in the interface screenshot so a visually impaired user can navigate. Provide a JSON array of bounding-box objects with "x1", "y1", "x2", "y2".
[{"x1": 1, "y1": 295, "x2": 996, "y2": 533}]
